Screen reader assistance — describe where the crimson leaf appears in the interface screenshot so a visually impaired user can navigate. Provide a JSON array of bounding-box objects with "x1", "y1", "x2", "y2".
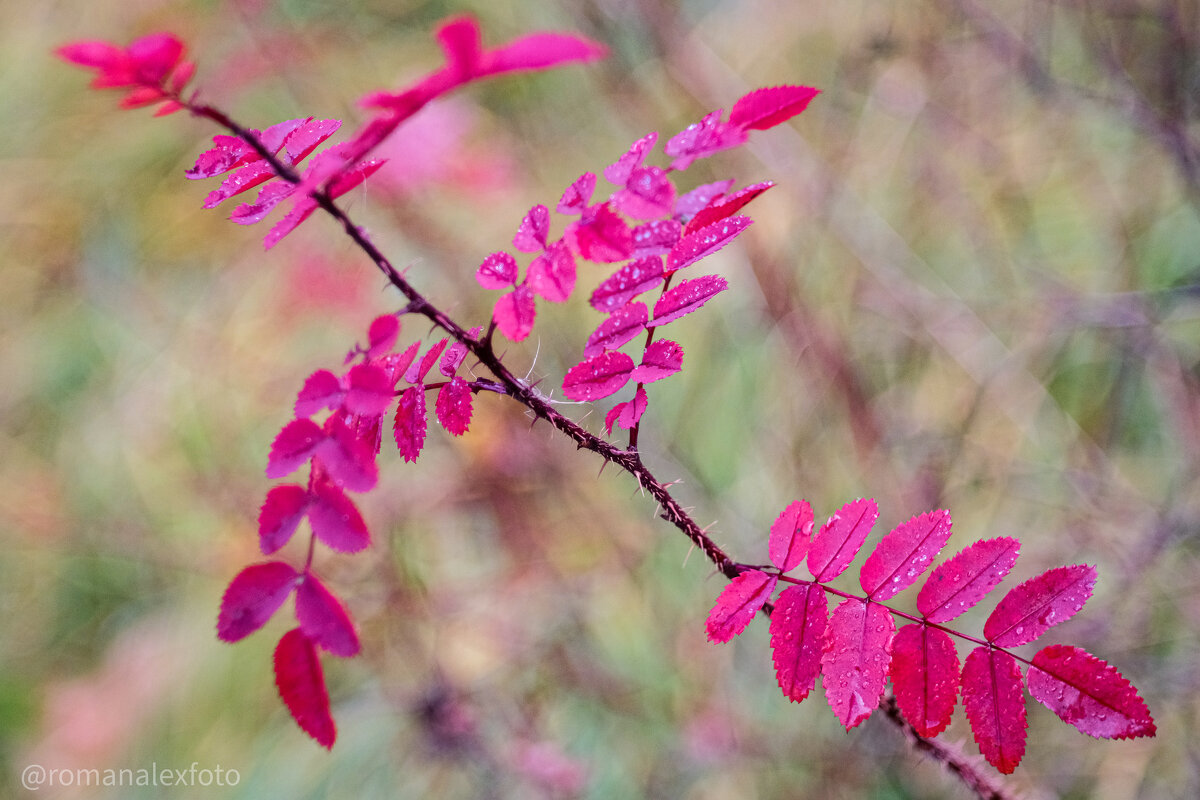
[
  {"x1": 317, "y1": 415, "x2": 378, "y2": 492},
  {"x1": 807, "y1": 497, "x2": 878, "y2": 582},
  {"x1": 675, "y1": 179, "x2": 734, "y2": 220},
  {"x1": 274, "y1": 628, "x2": 336, "y2": 749},
  {"x1": 859, "y1": 508, "x2": 952, "y2": 601},
  {"x1": 631, "y1": 339, "x2": 683, "y2": 384},
  {"x1": 561, "y1": 351, "x2": 634, "y2": 401},
  {"x1": 307, "y1": 478, "x2": 370, "y2": 553},
  {"x1": 258, "y1": 484, "x2": 310, "y2": 555},
  {"x1": 296, "y1": 572, "x2": 361, "y2": 657},
  {"x1": 217, "y1": 561, "x2": 299, "y2": 642},
  {"x1": 630, "y1": 219, "x2": 682, "y2": 256},
  {"x1": 664, "y1": 110, "x2": 747, "y2": 171},
  {"x1": 526, "y1": 241, "x2": 576, "y2": 302},
  {"x1": 768, "y1": 583, "x2": 827, "y2": 703},
  {"x1": 344, "y1": 363, "x2": 393, "y2": 416},
  {"x1": 649, "y1": 274, "x2": 728, "y2": 327},
  {"x1": 822, "y1": 597, "x2": 894, "y2": 729},
  {"x1": 564, "y1": 202, "x2": 632, "y2": 263},
  {"x1": 267, "y1": 418, "x2": 325, "y2": 479},
  {"x1": 589, "y1": 256, "x2": 664, "y2": 313},
  {"x1": 435, "y1": 376, "x2": 474, "y2": 436},
  {"x1": 768, "y1": 499, "x2": 813, "y2": 573},
  {"x1": 366, "y1": 314, "x2": 400, "y2": 358},
  {"x1": 729, "y1": 85, "x2": 821, "y2": 131},
  {"x1": 1027, "y1": 645, "x2": 1155, "y2": 739},
  {"x1": 705, "y1": 569, "x2": 777, "y2": 643},
  {"x1": 666, "y1": 215, "x2": 752, "y2": 274},
  {"x1": 917, "y1": 537, "x2": 1020, "y2": 623},
  {"x1": 393, "y1": 385, "x2": 428, "y2": 462},
  {"x1": 961, "y1": 646, "x2": 1027, "y2": 774},
  {"x1": 476, "y1": 251, "x2": 519, "y2": 290},
  {"x1": 604, "y1": 385, "x2": 648, "y2": 434},
  {"x1": 890, "y1": 623, "x2": 960, "y2": 737},
  {"x1": 493, "y1": 284, "x2": 537, "y2": 341},
  {"x1": 583, "y1": 302, "x2": 648, "y2": 358},
  {"x1": 984, "y1": 564, "x2": 1096, "y2": 647},
  {"x1": 684, "y1": 181, "x2": 774, "y2": 234}
]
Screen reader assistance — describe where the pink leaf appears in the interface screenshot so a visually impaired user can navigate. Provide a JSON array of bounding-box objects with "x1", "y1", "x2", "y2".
[
  {"x1": 630, "y1": 219, "x2": 682, "y2": 256},
  {"x1": 589, "y1": 256, "x2": 664, "y2": 313},
  {"x1": 317, "y1": 416, "x2": 378, "y2": 492},
  {"x1": 263, "y1": 197, "x2": 318, "y2": 250},
  {"x1": 513, "y1": 204, "x2": 550, "y2": 253},
  {"x1": 604, "y1": 132, "x2": 657, "y2": 186},
  {"x1": 439, "y1": 328, "x2": 478, "y2": 377},
  {"x1": 296, "y1": 572, "x2": 361, "y2": 657},
  {"x1": 481, "y1": 31, "x2": 607, "y2": 75},
  {"x1": 258, "y1": 484, "x2": 311, "y2": 555},
  {"x1": 526, "y1": 241, "x2": 576, "y2": 302},
  {"x1": 1028, "y1": 645, "x2": 1155, "y2": 739},
  {"x1": 984, "y1": 564, "x2": 1097, "y2": 647},
  {"x1": 366, "y1": 315, "x2": 400, "y2": 358},
  {"x1": 616, "y1": 385, "x2": 649, "y2": 430},
  {"x1": 664, "y1": 111, "x2": 748, "y2": 171},
  {"x1": 274, "y1": 628, "x2": 336, "y2": 749},
  {"x1": 267, "y1": 418, "x2": 325, "y2": 479},
  {"x1": 379, "y1": 341, "x2": 421, "y2": 386},
  {"x1": 611, "y1": 165, "x2": 676, "y2": 220},
  {"x1": 561, "y1": 351, "x2": 635, "y2": 401},
  {"x1": 295, "y1": 370, "x2": 344, "y2": 417},
  {"x1": 345, "y1": 363, "x2": 394, "y2": 416},
  {"x1": 666, "y1": 215, "x2": 753, "y2": 274},
  {"x1": 393, "y1": 385, "x2": 428, "y2": 462},
  {"x1": 705, "y1": 569, "x2": 777, "y2": 643},
  {"x1": 564, "y1": 202, "x2": 633, "y2": 263},
  {"x1": 890, "y1": 623, "x2": 960, "y2": 737},
  {"x1": 649, "y1": 274, "x2": 729, "y2": 327},
  {"x1": 557, "y1": 172, "x2": 595, "y2": 215},
  {"x1": 918, "y1": 537, "x2": 1020, "y2": 623},
  {"x1": 476, "y1": 251, "x2": 520, "y2": 290},
  {"x1": 729, "y1": 85, "x2": 820, "y2": 131},
  {"x1": 307, "y1": 478, "x2": 370, "y2": 553},
  {"x1": 217, "y1": 561, "x2": 299, "y2": 642},
  {"x1": 769, "y1": 500, "x2": 814, "y2": 573},
  {"x1": 768, "y1": 583, "x2": 828, "y2": 703},
  {"x1": 859, "y1": 508, "x2": 953, "y2": 601},
  {"x1": 409, "y1": 338, "x2": 450, "y2": 385},
  {"x1": 435, "y1": 15, "x2": 483, "y2": 77},
  {"x1": 675, "y1": 179, "x2": 734, "y2": 220},
  {"x1": 807, "y1": 497, "x2": 879, "y2": 583},
  {"x1": 231, "y1": 179, "x2": 297, "y2": 225},
  {"x1": 204, "y1": 160, "x2": 277, "y2": 209},
  {"x1": 583, "y1": 302, "x2": 648, "y2": 358},
  {"x1": 961, "y1": 647, "x2": 1027, "y2": 774},
  {"x1": 493, "y1": 284, "x2": 537, "y2": 341},
  {"x1": 435, "y1": 376, "x2": 474, "y2": 436},
  {"x1": 283, "y1": 118, "x2": 342, "y2": 163},
  {"x1": 684, "y1": 181, "x2": 774, "y2": 234},
  {"x1": 186, "y1": 134, "x2": 257, "y2": 180},
  {"x1": 631, "y1": 339, "x2": 683, "y2": 384},
  {"x1": 822, "y1": 597, "x2": 894, "y2": 729}
]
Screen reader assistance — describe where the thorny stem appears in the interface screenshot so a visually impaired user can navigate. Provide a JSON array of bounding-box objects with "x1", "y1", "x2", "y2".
[{"x1": 187, "y1": 101, "x2": 1011, "y2": 799}]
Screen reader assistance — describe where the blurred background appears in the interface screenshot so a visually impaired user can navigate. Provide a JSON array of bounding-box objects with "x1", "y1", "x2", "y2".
[{"x1": 5, "y1": 0, "x2": 1199, "y2": 797}]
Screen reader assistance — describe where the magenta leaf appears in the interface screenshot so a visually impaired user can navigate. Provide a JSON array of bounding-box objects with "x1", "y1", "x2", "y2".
[
  {"x1": 984, "y1": 564, "x2": 1097, "y2": 647},
  {"x1": 1028, "y1": 645, "x2": 1155, "y2": 739},
  {"x1": 493, "y1": 284, "x2": 537, "y2": 341},
  {"x1": 890, "y1": 623, "x2": 960, "y2": 737},
  {"x1": 295, "y1": 369, "x2": 344, "y2": 417},
  {"x1": 283, "y1": 118, "x2": 342, "y2": 163},
  {"x1": 557, "y1": 172, "x2": 595, "y2": 215},
  {"x1": 435, "y1": 376, "x2": 474, "y2": 436},
  {"x1": 768, "y1": 500, "x2": 814, "y2": 573},
  {"x1": 684, "y1": 181, "x2": 774, "y2": 234},
  {"x1": 705, "y1": 569, "x2": 777, "y2": 643},
  {"x1": 217, "y1": 561, "x2": 299, "y2": 642},
  {"x1": 729, "y1": 85, "x2": 820, "y2": 131},
  {"x1": 481, "y1": 30, "x2": 607, "y2": 74},
  {"x1": 806, "y1": 497, "x2": 879, "y2": 582},
  {"x1": 564, "y1": 202, "x2": 633, "y2": 263},
  {"x1": 513, "y1": 204, "x2": 550, "y2": 253},
  {"x1": 526, "y1": 240, "x2": 576, "y2": 302},
  {"x1": 410, "y1": 338, "x2": 450, "y2": 385},
  {"x1": 918, "y1": 537, "x2": 1020, "y2": 623},
  {"x1": 274, "y1": 628, "x2": 336, "y2": 749},
  {"x1": 583, "y1": 302, "x2": 648, "y2": 358},
  {"x1": 258, "y1": 484, "x2": 311, "y2": 554},
  {"x1": 768, "y1": 583, "x2": 827, "y2": 703},
  {"x1": 380, "y1": 340, "x2": 421, "y2": 386},
  {"x1": 611, "y1": 165, "x2": 676, "y2": 220},
  {"x1": 267, "y1": 418, "x2": 325, "y2": 479},
  {"x1": 664, "y1": 111, "x2": 748, "y2": 171},
  {"x1": 561, "y1": 351, "x2": 635, "y2": 401},
  {"x1": 604, "y1": 132, "x2": 657, "y2": 186},
  {"x1": 366, "y1": 315, "x2": 400, "y2": 358},
  {"x1": 675, "y1": 179, "x2": 734, "y2": 220},
  {"x1": 393, "y1": 385, "x2": 428, "y2": 462},
  {"x1": 231, "y1": 180, "x2": 297, "y2": 225},
  {"x1": 296, "y1": 572, "x2": 361, "y2": 657},
  {"x1": 617, "y1": 385, "x2": 648, "y2": 429},
  {"x1": 439, "y1": 329, "x2": 477, "y2": 377},
  {"x1": 630, "y1": 219, "x2": 682, "y2": 256},
  {"x1": 307, "y1": 478, "x2": 370, "y2": 553},
  {"x1": 961, "y1": 647, "x2": 1027, "y2": 774},
  {"x1": 317, "y1": 416, "x2": 378, "y2": 492},
  {"x1": 822, "y1": 597, "x2": 894, "y2": 729},
  {"x1": 666, "y1": 215, "x2": 752, "y2": 274},
  {"x1": 345, "y1": 363, "x2": 394, "y2": 416},
  {"x1": 649, "y1": 274, "x2": 729, "y2": 327},
  {"x1": 476, "y1": 251, "x2": 520, "y2": 290},
  {"x1": 859, "y1": 508, "x2": 952, "y2": 601},
  {"x1": 631, "y1": 339, "x2": 683, "y2": 384},
  {"x1": 589, "y1": 256, "x2": 664, "y2": 313}
]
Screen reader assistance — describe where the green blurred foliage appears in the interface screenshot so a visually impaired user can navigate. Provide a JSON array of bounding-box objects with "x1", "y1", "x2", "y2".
[{"x1": 5, "y1": 0, "x2": 1199, "y2": 797}]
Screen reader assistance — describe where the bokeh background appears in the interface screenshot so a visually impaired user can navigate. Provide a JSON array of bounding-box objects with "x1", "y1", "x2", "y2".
[{"x1": 4, "y1": 0, "x2": 1199, "y2": 797}]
